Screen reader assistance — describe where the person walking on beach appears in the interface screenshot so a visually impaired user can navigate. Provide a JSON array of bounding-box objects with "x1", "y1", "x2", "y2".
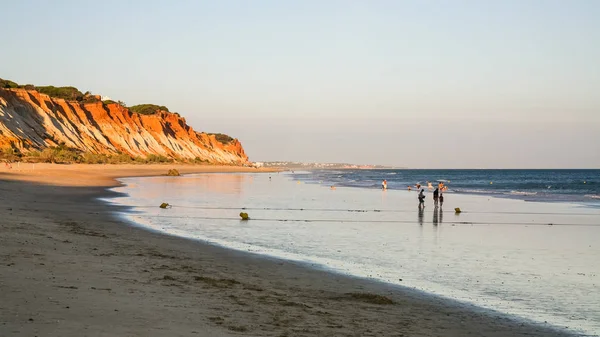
[
  {"x1": 433, "y1": 187, "x2": 439, "y2": 206},
  {"x1": 439, "y1": 191, "x2": 444, "y2": 207},
  {"x1": 418, "y1": 189, "x2": 425, "y2": 205}
]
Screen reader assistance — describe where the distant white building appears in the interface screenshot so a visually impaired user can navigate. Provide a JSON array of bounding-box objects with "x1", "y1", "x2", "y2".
[
  {"x1": 252, "y1": 162, "x2": 264, "y2": 168},
  {"x1": 101, "y1": 96, "x2": 112, "y2": 101}
]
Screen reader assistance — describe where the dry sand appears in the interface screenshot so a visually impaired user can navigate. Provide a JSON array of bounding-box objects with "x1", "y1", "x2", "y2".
[{"x1": 0, "y1": 164, "x2": 575, "y2": 336}]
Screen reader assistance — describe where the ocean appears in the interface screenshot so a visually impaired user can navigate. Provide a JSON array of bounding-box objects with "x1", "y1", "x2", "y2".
[
  {"x1": 293, "y1": 169, "x2": 600, "y2": 204},
  {"x1": 106, "y1": 170, "x2": 600, "y2": 336}
]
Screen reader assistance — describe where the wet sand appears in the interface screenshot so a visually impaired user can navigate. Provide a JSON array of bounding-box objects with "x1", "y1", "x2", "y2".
[{"x1": 0, "y1": 164, "x2": 577, "y2": 336}]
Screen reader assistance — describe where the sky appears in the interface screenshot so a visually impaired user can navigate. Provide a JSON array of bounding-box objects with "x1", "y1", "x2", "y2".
[{"x1": 1, "y1": 0, "x2": 599, "y2": 168}]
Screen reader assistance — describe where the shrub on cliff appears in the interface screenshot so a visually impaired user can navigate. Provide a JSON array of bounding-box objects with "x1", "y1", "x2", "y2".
[
  {"x1": 0, "y1": 147, "x2": 21, "y2": 161},
  {"x1": 107, "y1": 153, "x2": 133, "y2": 164},
  {"x1": 36, "y1": 86, "x2": 85, "y2": 101},
  {"x1": 0, "y1": 78, "x2": 19, "y2": 89},
  {"x1": 137, "y1": 154, "x2": 172, "y2": 163},
  {"x1": 208, "y1": 133, "x2": 234, "y2": 144},
  {"x1": 22, "y1": 150, "x2": 134, "y2": 164},
  {"x1": 80, "y1": 153, "x2": 109, "y2": 164},
  {"x1": 21, "y1": 150, "x2": 41, "y2": 162},
  {"x1": 102, "y1": 100, "x2": 128, "y2": 109},
  {"x1": 129, "y1": 104, "x2": 169, "y2": 115},
  {"x1": 0, "y1": 79, "x2": 95, "y2": 102},
  {"x1": 79, "y1": 152, "x2": 133, "y2": 164},
  {"x1": 36, "y1": 146, "x2": 81, "y2": 164},
  {"x1": 81, "y1": 95, "x2": 101, "y2": 104}
]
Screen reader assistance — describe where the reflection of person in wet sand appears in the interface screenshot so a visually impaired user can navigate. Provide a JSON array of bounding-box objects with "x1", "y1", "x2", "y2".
[
  {"x1": 433, "y1": 206, "x2": 439, "y2": 225},
  {"x1": 418, "y1": 204, "x2": 424, "y2": 225},
  {"x1": 439, "y1": 207, "x2": 443, "y2": 224}
]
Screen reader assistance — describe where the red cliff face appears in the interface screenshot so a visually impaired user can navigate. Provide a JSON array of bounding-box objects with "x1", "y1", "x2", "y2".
[{"x1": 0, "y1": 88, "x2": 248, "y2": 164}]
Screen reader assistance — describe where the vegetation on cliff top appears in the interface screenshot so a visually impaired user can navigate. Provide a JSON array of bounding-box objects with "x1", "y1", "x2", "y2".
[
  {"x1": 1, "y1": 78, "x2": 21, "y2": 89},
  {"x1": 128, "y1": 104, "x2": 169, "y2": 115},
  {"x1": 208, "y1": 133, "x2": 235, "y2": 144},
  {"x1": 2, "y1": 78, "x2": 175, "y2": 114},
  {"x1": 1, "y1": 78, "x2": 99, "y2": 102},
  {"x1": 36, "y1": 86, "x2": 88, "y2": 101}
]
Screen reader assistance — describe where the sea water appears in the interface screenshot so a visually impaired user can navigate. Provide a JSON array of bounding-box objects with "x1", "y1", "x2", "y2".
[
  {"x1": 106, "y1": 171, "x2": 600, "y2": 336},
  {"x1": 295, "y1": 169, "x2": 600, "y2": 204}
]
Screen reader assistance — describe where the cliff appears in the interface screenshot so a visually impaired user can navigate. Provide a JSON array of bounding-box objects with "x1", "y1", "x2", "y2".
[{"x1": 0, "y1": 87, "x2": 248, "y2": 164}]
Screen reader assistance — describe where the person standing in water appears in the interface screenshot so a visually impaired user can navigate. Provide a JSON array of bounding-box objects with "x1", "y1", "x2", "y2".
[
  {"x1": 382, "y1": 179, "x2": 387, "y2": 190},
  {"x1": 418, "y1": 203, "x2": 424, "y2": 225}
]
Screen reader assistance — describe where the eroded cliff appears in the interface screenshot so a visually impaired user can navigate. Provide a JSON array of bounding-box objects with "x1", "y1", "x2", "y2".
[{"x1": 0, "y1": 88, "x2": 248, "y2": 164}]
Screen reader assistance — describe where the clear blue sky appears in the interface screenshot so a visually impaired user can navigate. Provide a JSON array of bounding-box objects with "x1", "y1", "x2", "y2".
[{"x1": 2, "y1": 0, "x2": 599, "y2": 168}]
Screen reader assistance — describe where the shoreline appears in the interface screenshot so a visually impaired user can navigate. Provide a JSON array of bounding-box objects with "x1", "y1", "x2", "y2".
[{"x1": 0, "y1": 164, "x2": 583, "y2": 336}]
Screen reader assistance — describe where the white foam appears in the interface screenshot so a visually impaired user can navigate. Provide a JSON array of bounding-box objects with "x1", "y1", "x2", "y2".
[{"x1": 509, "y1": 191, "x2": 539, "y2": 196}]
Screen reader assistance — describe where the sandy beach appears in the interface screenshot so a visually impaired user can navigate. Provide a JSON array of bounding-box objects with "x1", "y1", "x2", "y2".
[{"x1": 0, "y1": 164, "x2": 578, "y2": 337}]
